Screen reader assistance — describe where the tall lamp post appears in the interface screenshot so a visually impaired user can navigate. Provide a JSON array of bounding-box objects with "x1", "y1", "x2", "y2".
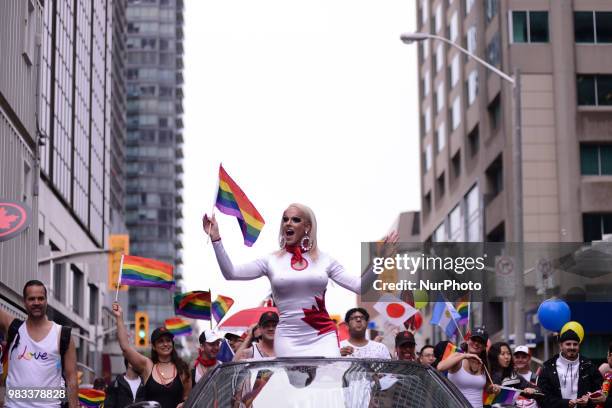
[{"x1": 400, "y1": 32, "x2": 525, "y2": 346}]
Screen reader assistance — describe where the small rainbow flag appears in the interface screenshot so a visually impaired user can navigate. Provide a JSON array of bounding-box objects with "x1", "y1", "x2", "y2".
[
  {"x1": 215, "y1": 164, "x2": 265, "y2": 247},
  {"x1": 165, "y1": 317, "x2": 193, "y2": 336},
  {"x1": 441, "y1": 342, "x2": 463, "y2": 361},
  {"x1": 78, "y1": 388, "x2": 105, "y2": 407},
  {"x1": 483, "y1": 386, "x2": 520, "y2": 406},
  {"x1": 457, "y1": 301, "x2": 469, "y2": 324},
  {"x1": 174, "y1": 291, "x2": 211, "y2": 320},
  {"x1": 120, "y1": 255, "x2": 174, "y2": 289},
  {"x1": 212, "y1": 295, "x2": 235, "y2": 322}
]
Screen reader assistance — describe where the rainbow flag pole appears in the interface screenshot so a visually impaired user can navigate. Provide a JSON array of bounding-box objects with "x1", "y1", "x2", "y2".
[
  {"x1": 115, "y1": 254, "x2": 125, "y2": 302},
  {"x1": 209, "y1": 288, "x2": 213, "y2": 330}
]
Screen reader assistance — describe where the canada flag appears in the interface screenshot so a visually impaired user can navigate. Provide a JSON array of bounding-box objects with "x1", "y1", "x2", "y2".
[{"x1": 373, "y1": 293, "x2": 418, "y2": 327}]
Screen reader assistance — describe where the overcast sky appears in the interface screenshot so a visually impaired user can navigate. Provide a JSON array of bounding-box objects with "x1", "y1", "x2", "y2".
[{"x1": 182, "y1": 0, "x2": 421, "y2": 326}]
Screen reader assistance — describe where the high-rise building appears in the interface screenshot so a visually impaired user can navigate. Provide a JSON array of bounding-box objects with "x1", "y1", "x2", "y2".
[
  {"x1": 124, "y1": 0, "x2": 184, "y2": 328},
  {"x1": 415, "y1": 0, "x2": 612, "y2": 352}
]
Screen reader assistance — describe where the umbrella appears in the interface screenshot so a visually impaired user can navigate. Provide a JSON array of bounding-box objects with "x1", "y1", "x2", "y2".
[{"x1": 218, "y1": 306, "x2": 279, "y2": 330}]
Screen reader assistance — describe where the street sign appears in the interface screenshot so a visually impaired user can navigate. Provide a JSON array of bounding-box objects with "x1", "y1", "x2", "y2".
[
  {"x1": 536, "y1": 257, "x2": 554, "y2": 294},
  {"x1": 0, "y1": 199, "x2": 32, "y2": 242},
  {"x1": 495, "y1": 255, "x2": 515, "y2": 298},
  {"x1": 108, "y1": 235, "x2": 129, "y2": 291}
]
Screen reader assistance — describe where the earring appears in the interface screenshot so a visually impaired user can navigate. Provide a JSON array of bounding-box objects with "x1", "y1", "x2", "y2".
[
  {"x1": 279, "y1": 236, "x2": 286, "y2": 249},
  {"x1": 300, "y1": 232, "x2": 312, "y2": 252}
]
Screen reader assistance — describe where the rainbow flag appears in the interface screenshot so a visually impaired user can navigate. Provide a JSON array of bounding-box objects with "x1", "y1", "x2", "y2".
[
  {"x1": 120, "y1": 255, "x2": 174, "y2": 289},
  {"x1": 441, "y1": 342, "x2": 463, "y2": 361},
  {"x1": 457, "y1": 301, "x2": 469, "y2": 324},
  {"x1": 212, "y1": 295, "x2": 235, "y2": 322},
  {"x1": 483, "y1": 386, "x2": 520, "y2": 406},
  {"x1": 78, "y1": 388, "x2": 105, "y2": 407},
  {"x1": 174, "y1": 291, "x2": 211, "y2": 320},
  {"x1": 165, "y1": 317, "x2": 193, "y2": 336},
  {"x1": 215, "y1": 165, "x2": 265, "y2": 247}
]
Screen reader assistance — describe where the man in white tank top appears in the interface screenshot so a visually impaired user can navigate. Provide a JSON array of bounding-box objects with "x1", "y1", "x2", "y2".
[
  {"x1": 234, "y1": 312, "x2": 278, "y2": 361},
  {"x1": 0, "y1": 280, "x2": 78, "y2": 408}
]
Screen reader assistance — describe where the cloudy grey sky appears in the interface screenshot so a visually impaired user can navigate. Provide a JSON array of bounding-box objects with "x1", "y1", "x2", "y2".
[{"x1": 182, "y1": 0, "x2": 421, "y2": 325}]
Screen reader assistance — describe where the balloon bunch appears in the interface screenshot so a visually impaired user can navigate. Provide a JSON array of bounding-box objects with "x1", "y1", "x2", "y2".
[{"x1": 537, "y1": 298, "x2": 584, "y2": 341}]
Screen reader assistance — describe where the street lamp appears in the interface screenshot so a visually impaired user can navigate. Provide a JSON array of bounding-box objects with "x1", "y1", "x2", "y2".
[{"x1": 400, "y1": 32, "x2": 525, "y2": 346}]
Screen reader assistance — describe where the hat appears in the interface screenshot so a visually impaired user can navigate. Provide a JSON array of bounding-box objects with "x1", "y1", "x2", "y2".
[
  {"x1": 225, "y1": 332, "x2": 241, "y2": 341},
  {"x1": 199, "y1": 329, "x2": 222, "y2": 344},
  {"x1": 514, "y1": 345, "x2": 530, "y2": 355},
  {"x1": 151, "y1": 327, "x2": 174, "y2": 343},
  {"x1": 470, "y1": 326, "x2": 489, "y2": 343},
  {"x1": 395, "y1": 331, "x2": 416, "y2": 347},
  {"x1": 259, "y1": 311, "x2": 279, "y2": 326},
  {"x1": 559, "y1": 329, "x2": 580, "y2": 343}
]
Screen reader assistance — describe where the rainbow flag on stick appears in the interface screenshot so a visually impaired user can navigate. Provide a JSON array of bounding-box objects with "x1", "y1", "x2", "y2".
[
  {"x1": 165, "y1": 317, "x2": 193, "y2": 336},
  {"x1": 457, "y1": 301, "x2": 469, "y2": 325},
  {"x1": 441, "y1": 342, "x2": 463, "y2": 361},
  {"x1": 120, "y1": 255, "x2": 174, "y2": 289},
  {"x1": 212, "y1": 295, "x2": 235, "y2": 322},
  {"x1": 78, "y1": 388, "x2": 105, "y2": 407},
  {"x1": 174, "y1": 291, "x2": 211, "y2": 320},
  {"x1": 483, "y1": 386, "x2": 520, "y2": 406},
  {"x1": 215, "y1": 165, "x2": 265, "y2": 247}
]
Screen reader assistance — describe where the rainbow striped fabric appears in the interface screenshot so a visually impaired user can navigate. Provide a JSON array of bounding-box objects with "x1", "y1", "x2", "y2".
[
  {"x1": 78, "y1": 388, "x2": 105, "y2": 407},
  {"x1": 457, "y1": 301, "x2": 469, "y2": 324},
  {"x1": 441, "y1": 342, "x2": 463, "y2": 361},
  {"x1": 165, "y1": 317, "x2": 193, "y2": 336},
  {"x1": 212, "y1": 295, "x2": 235, "y2": 322},
  {"x1": 215, "y1": 165, "x2": 265, "y2": 247},
  {"x1": 174, "y1": 291, "x2": 211, "y2": 320},
  {"x1": 483, "y1": 386, "x2": 520, "y2": 406},
  {"x1": 120, "y1": 255, "x2": 174, "y2": 289}
]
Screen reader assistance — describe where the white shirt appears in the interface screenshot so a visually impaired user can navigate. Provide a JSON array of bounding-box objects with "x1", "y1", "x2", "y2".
[
  {"x1": 556, "y1": 354, "x2": 580, "y2": 400},
  {"x1": 5, "y1": 322, "x2": 64, "y2": 408},
  {"x1": 518, "y1": 370, "x2": 533, "y2": 383},
  {"x1": 124, "y1": 375, "x2": 141, "y2": 401},
  {"x1": 340, "y1": 339, "x2": 391, "y2": 359}
]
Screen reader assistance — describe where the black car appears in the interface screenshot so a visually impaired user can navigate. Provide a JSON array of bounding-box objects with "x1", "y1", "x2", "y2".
[{"x1": 182, "y1": 357, "x2": 472, "y2": 407}]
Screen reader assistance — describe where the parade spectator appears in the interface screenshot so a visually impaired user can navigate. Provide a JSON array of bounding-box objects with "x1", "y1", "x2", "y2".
[
  {"x1": 93, "y1": 377, "x2": 107, "y2": 391},
  {"x1": 488, "y1": 342, "x2": 537, "y2": 393},
  {"x1": 339, "y1": 308, "x2": 391, "y2": 359},
  {"x1": 104, "y1": 359, "x2": 145, "y2": 408},
  {"x1": 514, "y1": 345, "x2": 538, "y2": 384},
  {"x1": 0, "y1": 280, "x2": 78, "y2": 408},
  {"x1": 538, "y1": 329, "x2": 605, "y2": 408},
  {"x1": 419, "y1": 345, "x2": 436, "y2": 366},
  {"x1": 394, "y1": 331, "x2": 417, "y2": 361},
  {"x1": 224, "y1": 333, "x2": 244, "y2": 353},
  {"x1": 599, "y1": 341, "x2": 612, "y2": 408},
  {"x1": 112, "y1": 302, "x2": 190, "y2": 408},
  {"x1": 193, "y1": 329, "x2": 222, "y2": 385},
  {"x1": 437, "y1": 327, "x2": 497, "y2": 408},
  {"x1": 234, "y1": 311, "x2": 278, "y2": 361},
  {"x1": 599, "y1": 341, "x2": 611, "y2": 377},
  {"x1": 203, "y1": 204, "x2": 397, "y2": 357}
]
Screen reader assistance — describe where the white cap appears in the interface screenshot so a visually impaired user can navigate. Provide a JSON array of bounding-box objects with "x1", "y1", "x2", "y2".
[
  {"x1": 514, "y1": 345, "x2": 530, "y2": 355},
  {"x1": 200, "y1": 329, "x2": 222, "y2": 344}
]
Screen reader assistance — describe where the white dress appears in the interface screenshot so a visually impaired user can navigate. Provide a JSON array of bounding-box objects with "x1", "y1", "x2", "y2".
[{"x1": 213, "y1": 241, "x2": 363, "y2": 357}]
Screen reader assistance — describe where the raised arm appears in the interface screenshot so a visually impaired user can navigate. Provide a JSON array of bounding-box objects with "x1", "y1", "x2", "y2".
[{"x1": 111, "y1": 303, "x2": 151, "y2": 378}]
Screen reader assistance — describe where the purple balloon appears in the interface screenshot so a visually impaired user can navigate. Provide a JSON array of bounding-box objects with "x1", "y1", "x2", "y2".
[{"x1": 537, "y1": 299, "x2": 571, "y2": 332}]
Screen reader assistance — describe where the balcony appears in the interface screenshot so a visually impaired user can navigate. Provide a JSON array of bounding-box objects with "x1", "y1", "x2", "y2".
[
  {"x1": 175, "y1": 178, "x2": 183, "y2": 189},
  {"x1": 175, "y1": 146, "x2": 183, "y2": 159},
  {"x1": 175, "y1": 162, "x2": 183, "y2": 174}
]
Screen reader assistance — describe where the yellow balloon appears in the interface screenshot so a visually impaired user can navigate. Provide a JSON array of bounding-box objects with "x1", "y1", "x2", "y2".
[
  {"x1": 560, "y1": 321, "x2": 585, "y2": 343},
  {"x1": 414, "y1": 290, "x2": 428, "y2": 309}
]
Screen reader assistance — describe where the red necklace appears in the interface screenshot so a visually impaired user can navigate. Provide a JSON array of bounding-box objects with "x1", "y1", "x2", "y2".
[{"x1": 285, "y1": 245, "x2": 309, "y2": 271}]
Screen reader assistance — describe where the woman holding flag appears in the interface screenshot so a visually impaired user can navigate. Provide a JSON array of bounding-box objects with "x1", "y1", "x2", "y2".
[
  {"x1": 112, "y1": 303, "x2": 191, "y2": 408},
  {"x1": 203, "y1": 202, "x2": 397, "y2": 357}
]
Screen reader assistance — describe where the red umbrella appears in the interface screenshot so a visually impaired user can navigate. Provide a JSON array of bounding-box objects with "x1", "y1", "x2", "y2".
[{"x1": 218, "y1": 306, "x2": 279, "y2": 330}]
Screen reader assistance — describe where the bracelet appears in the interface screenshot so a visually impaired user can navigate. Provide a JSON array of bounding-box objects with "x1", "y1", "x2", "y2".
[{"x1": 212, "y1": 237, "x2": 221, "y2": 242}]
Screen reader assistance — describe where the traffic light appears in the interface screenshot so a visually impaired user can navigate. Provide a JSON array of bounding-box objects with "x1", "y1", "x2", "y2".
[{"x1": 134, "y1": 311, "x2": 149, "y2": 348}]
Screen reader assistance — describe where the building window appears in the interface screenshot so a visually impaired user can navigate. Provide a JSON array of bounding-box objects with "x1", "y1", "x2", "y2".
[
  {"x1": 574, "y1": 12, "x2": 612, "y2": 43},
  {"x1": 425, "y1": 144, "x2": 433, "y2": 172},
  {"x1": 577, "y1": 75, "x2": 612, "y2": 106},
  {"x1": 424, "y1": 191, "x2": 432, "y2": 215},
  {"x1": 436, "y1": 172, "x2": 446, "y2": 199},
  {"x1": 451, "y1": 97, "x2": 461, "y2": 130},
  {"x1": 436, "y1": 122, "x2": 446, "y2": 152},
  {"x1": 89, "y1": 284, "x2": 98, "y2": 324},
  {"x1": 421, "y1": 40, "x2": 429, "y2": 60},
  {"x1": 466, "y1": 0, "x2": 475, "y2": 15},
  {"x1": 423, "y1": 71, "x2": 431, "y2": 96},
  {"x1": 467, "y1": 125, "x2": 479, "y2": 158},
  {"x1": 450, "y1": 12, "x2": 458, "y2": 42},
  {"x1": 435, "y1": 4, "x2": 442, "y2": 33},
  {"x1": 486, "y1": 33, "x2": 501, "y2": 68},
  {"x1": 450, "y1": 54, "x2": 460, "y2": 88},
  {"x1": 449, "y1": 205, "x2": 464, "y2": 242},
  {"x1": 435, "y1": 43, "x2": 444, "y2": 72},
  {"x1": 580, "y1": 144, "x2": 612, "y2": 175},
  {"x1": 485, "y1": 0, "x2": 499, "y2": 24},
  {"x1": 467, "y1": 26, "x2": 477, "y2": 54},
  {"x1": 465, "y1": 184, "x2": 481, "y2": 242},
  {"x1": 468, "y1": 70, "x2": 478, "y2": 105},
  {"x1": 72, "y1": 265, "x2": 83, "y2": 315},
  {"x1": 451, "y1": 150, "x2": 461, "y2": 180},
  {"x1": 436, "y1": 82, "x2": 445, "y2": 112},
  {"x1": 511, "y1": 11, "x2": 549, "y2": 43},
  {"x1": 488, "y1": 94, "x2": 501, "y2": 131},
  {"x1": 485, "y1": 155, "x2": 503, "y2": 198},
  {"x1": 583, "y1": 213, "x2": 612, "y2": 242},
  {"x1": 433, "y1": 221, "x2": 447, "y2": 242},
  {"x1": 424, "y1": 107, "x2": 432, "y2": 133},
  {"x1": 421, "y1": 0, "x2": 429, "y2": 25}
]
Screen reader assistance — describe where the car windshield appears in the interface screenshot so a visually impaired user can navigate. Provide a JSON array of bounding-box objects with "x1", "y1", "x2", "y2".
[{"x1": 188, "y1": 358, "x2": 468, "y2": 408}]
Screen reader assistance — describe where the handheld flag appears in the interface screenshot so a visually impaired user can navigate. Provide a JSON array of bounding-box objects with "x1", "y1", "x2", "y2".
[
  {"x1": 174, "y1": 291, "x2": 212, "y2": 320},
  {"x1": 164, "y1": 317, "x2": 193, "y2": 336},
  {"x1": 217, "y1": 338, "x2": 235, "y2": 363},
  {"x1": 373, "y1": 293, "x2": 418, "y2": 327},
  {"x1": 78, "y1": 388, "x2": 105, "y2": 407},
  {"x1": 456, "y1": 301, "x2": 469, "y2": 325},
  {"x1": 441, "y1": 342, "x2": 463, "y2": 360},
  {"x1": 483, "y1": 386, "x2": 520, "y2": 406},
  {"x1": 212, "y1": 295, "x2": 235, "y2": 322},
  {"x1": 215, "y1": 165, "x2": 265, "y2": 246},
  {"x1": 431, "y1": 300, "x2": 461, "y2": 338},
  {"x1": 120, "y1": 255, "x2": 174, "y2": 289}
]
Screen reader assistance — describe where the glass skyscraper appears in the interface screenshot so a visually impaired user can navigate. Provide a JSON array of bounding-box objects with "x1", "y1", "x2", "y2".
[{"x1": 125, "y1": 0, "x2": 184, "y2": 328}]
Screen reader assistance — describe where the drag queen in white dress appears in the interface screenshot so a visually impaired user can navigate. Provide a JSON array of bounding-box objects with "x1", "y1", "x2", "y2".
[{"x1": 203, "y1": 203, "x2": 397, "y2": 357}]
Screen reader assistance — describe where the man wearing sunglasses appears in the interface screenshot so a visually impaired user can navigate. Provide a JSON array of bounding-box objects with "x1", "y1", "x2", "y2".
[{"x1": 340, "y1": 308, "x2": 391, "y2": 359}]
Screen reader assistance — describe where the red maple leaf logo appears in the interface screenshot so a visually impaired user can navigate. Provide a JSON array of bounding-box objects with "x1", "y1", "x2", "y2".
[
  {"x1": 301, "y1": 291, "x2": 337, "y2": 336},
  {"x1": 0, "y1": 207, "x2": 19, "y2": 230}
]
